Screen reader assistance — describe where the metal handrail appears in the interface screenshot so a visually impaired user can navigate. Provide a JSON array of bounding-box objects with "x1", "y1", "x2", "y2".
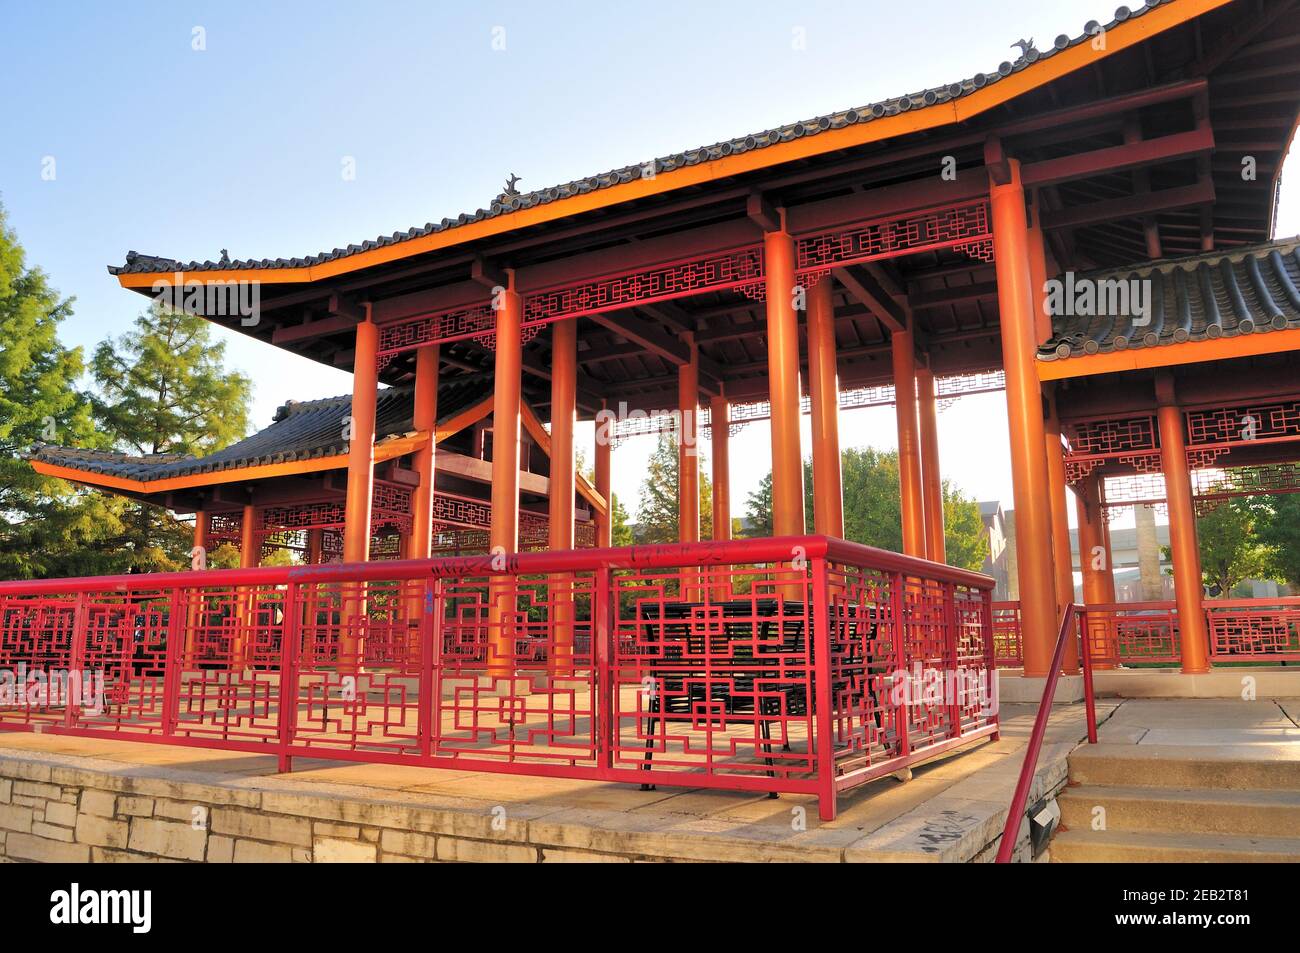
[{"x1": 994, "y1": 602, "x2": 1097, "y2": 863}]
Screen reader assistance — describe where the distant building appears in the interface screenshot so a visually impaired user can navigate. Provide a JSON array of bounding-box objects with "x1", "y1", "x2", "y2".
[{"x1": 985, "y1": 501, "x2": 1292, "y2": 603}]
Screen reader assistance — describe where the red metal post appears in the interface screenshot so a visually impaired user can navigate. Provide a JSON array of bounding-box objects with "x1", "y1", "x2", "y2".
[
  {"x1": 1079, "y1": 609, "x2": 1098, "y2": 745},
  {"x1": 594, "y1": 567, "x2": 615, "y2": 775},
  {"x1": 162, "y1": 587, "x2": 184, "y2": 738},
  {"x1": 811, "y1": 557, "x2": 837, "y2": 821},
  {"x1": 64, "y1": 592, "x2": 88, "y2": 728},
  {"x1": 276, "y1": 582, "x2": 301, "y2": 773},
  {"x1": 995, "y1": 604, "x2": 1076, "y2": 863}
]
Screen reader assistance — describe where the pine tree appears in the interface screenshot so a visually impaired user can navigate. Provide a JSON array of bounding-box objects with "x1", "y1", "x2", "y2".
[
  {"x1": 88, "y1": 304, "x2": 253, "y2": 571},
  {"x1": 0, "y1": 204, "x2": 121, "y2": 579},
  {"x1": 632, "y1": 431, "x2": 713, "y2": 542}
]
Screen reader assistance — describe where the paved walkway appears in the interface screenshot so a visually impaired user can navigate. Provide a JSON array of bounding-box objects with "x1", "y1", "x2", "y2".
[
  {"x1": 0, "y1": 701, "x2": 1115, "y2": 862},
  {"x1": 1094, "y1": 697, "x2": 1300, "y2": 745}
]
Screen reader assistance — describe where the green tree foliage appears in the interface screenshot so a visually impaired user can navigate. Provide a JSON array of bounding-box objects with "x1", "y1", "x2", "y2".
[
  {"x1": 91, "y1": 304, "x2": 251, "y2": 456},
  {"x1": 742, "y1": 472, "x2": 773, "y2": 538},
  {"x1": 742, "y1": 447, "x2": 988, "y2": 571},
  {"x1": 0, "y1": 204, "x2": 124, "y2": 579},
  {"x1": 632, "y1": 432, "x2": 713, "y2": 542},
  {"x1": 1185, "y1": 496, "x2": 1274, "y2": 597},
  {"x1": 86, "y1": 305, "x2": 253, "y2": 572},
  {"x1": 609, "y1": 493, "x2": 633, "y2": 547},
  {"x1": 1256, "y1": 494, "x2": 1300, "y2": 587}
]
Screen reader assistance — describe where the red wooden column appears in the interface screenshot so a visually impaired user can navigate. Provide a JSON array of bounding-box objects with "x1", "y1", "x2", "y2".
[
  {"x1": 407, "y1": 345, "x2": 440, "y2": 560},
  {"x1": 764, "y1": 223, "x2": 806, "y2": 537},
  {"x1": 678, "y1": 334, "x2": 700, "y2": 544},
  {"x1": 807, "y1": 278, "x2": 844, "y2": 539},
  {"x1": 185, "y1": 511, "x2": 210, "y2": 656},
  {"x1": 1045, "y1": 389, "x2": 1079, "y2": 671},
  {"x1": 234, "y1": 503, "x2": 259, "y2": 668},
  {"x1": 306, "y1": 529, "x2": 323, "y2": 565},
  {"x1": 1156, "y1": 373, "x2": 1210, "y2": 673},
  {"x1": 341, "y1": 313, "x2": 379, "y2": 669},
  {"x1": 710, "y1": 395, "x2": 731, "y2": 541},
  {"x1": 549, "y1": 318, "x2": 577, "y2": 674},
  {"x1": 594, "y1": 404, "x2": 612, "y2": 547},
  {"x1": 916, "y1": 366, "x2": 945, "y2": 562},
  {"x1": 989, "y1": 157, "x2": 1059, "y2": 678},
  {"x1": 488, "y1": 274, "x2": 523, "y2": 677},
  {"x1": 344, "y1": 314, "x2": 379, "y2": 565},
  {"x1": 893, "y1": 328, "x2": 926, "y2": 557},
  {"x1": 1074, "y1": 474, "x2": 1116, "y2": 669}
]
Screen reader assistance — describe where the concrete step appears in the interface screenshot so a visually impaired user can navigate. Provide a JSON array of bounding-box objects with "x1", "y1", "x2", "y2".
[
  {"x1": 1050, "y1": 827, "x2": 1300, "y2": 863},
  {"x1": 1068, "y1": 743, "x2": 1300, "y2": 791},
  {"x1": 1058, "y1": 784, "x2": 1300, "y2": 837}
]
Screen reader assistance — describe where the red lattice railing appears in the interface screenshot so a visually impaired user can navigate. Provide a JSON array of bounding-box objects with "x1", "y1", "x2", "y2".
[
  {"x1": 990, "y1": 598, "x2": 1300, "y2": 667},
  {"x1": 0, "y1": 536, "x2": 996, "y2": 820}
]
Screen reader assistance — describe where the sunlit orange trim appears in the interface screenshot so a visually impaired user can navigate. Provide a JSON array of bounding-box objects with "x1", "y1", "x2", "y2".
[
  {"x1": 434, "y1": 396, "x2": 494, "y2": 443},
  {"x1": 30, "y1": 432, "x2": 426, "y2": 495},
  {"x1": 519, "y1": 402, "x2": 607, "y2": 516},
  {"x1": 1038, "y1": 327, "x2": 1300, "y2": 380},
  {"x1": 114, "y1": 0, "x2": 1229, "y2": 292}
]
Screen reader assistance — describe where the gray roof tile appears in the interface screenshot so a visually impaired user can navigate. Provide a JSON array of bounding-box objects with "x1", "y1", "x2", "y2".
[{"x1": 1039, "y1": 237, "x2": 1300, "y2": 361}]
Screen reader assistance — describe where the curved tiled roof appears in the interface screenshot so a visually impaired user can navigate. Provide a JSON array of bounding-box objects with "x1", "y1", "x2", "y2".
[
  {"x1": 30, "y1": 382, "x2": 486, "y2": 482},
  {"x1": 1039, "y1": 238, "x2": 1300, "y2": 361},
  {"x1": 109, "y1": 2, "x2": 1175, "y2": 276}
]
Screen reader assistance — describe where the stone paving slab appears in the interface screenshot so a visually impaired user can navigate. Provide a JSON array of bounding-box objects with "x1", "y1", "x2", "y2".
[{"x1": 0, "y1": 701, "x2": 1114, "y2": 862}]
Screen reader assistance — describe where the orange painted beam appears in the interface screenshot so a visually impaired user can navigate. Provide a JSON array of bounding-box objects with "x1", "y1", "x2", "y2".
[
  {"x1": 1039, "y1": 327, "x2": 1300, "y2": 381},
  {"x1": 113, "y1": 1, "x2": 1231, "y2": 292},
  {"x1": 520, "y1": 401, "x2": 605, "y2": 515},
  {"x1": 434, "y1": 396, "x2": 494, "y2": 444}
]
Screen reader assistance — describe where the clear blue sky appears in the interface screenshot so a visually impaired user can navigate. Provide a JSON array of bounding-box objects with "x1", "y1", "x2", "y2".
[{"x1": 2, "y1": 1, "x2": 1297, "y2": 523}]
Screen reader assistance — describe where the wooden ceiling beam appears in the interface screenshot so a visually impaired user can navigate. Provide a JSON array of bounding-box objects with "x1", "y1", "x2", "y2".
[{"x1": 832, "y1": 265, "x2": 906, "y2": 333}]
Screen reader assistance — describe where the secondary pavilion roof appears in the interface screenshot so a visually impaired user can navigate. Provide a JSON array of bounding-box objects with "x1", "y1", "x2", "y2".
[
  {"x1": 29, "y1": 378, "x2": 488, "y2": 491},
  {"x1": 1040, "y1": 236, "x2": 1300, "y2": 364},
  {"x1": 105, "y1": 0, "x2": 1300, "y2": 417}
]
